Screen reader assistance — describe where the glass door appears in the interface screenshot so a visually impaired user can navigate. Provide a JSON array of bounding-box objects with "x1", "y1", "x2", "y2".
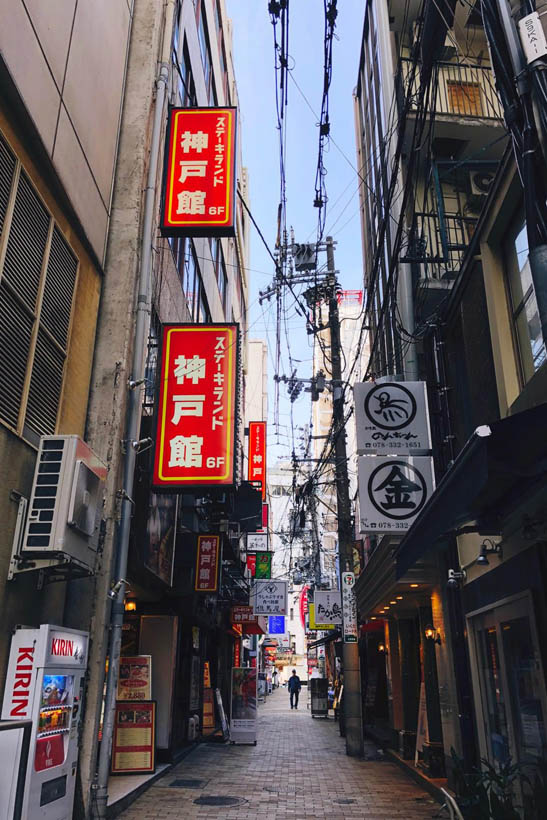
[{"x1": 469, "y1": 594, "x2": 547, "y2": 811}]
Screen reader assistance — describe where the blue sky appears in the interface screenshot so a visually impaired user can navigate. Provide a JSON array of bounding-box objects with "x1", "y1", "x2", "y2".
[{"x1": 226, "y1": 1, "x2": 365, "y2": 461}]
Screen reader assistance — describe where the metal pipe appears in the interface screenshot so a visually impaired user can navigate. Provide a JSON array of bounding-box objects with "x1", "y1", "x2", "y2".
[{"x1": 92, "y1": 1, "x2": 175, "y2": 816}]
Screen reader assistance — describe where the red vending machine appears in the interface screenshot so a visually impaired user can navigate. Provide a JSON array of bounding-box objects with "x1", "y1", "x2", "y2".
[{"x1": 1, "y1": 624, "x2": 89, "y2": 819}]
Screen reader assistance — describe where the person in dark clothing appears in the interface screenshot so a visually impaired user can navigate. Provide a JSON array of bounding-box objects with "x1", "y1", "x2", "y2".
[{"x1": 287, "y1": 669, "x2": 301, "y2": 709}]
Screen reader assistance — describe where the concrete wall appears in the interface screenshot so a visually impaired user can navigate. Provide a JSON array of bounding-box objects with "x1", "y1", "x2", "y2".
[
  {"x1": 0, "y1": 0, "x2": 132, "y2": 262},
  {"x1": 0, "y1": 107, "x2": 102, "y2": 697}
]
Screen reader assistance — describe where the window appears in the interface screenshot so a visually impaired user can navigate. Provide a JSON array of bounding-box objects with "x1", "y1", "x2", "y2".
[
  {"x1": 504, "y1": 217, "x2": 546, "y2": 382},
  {"x1": 210, "y1": 238, "x2": 227, "y2": 311},
  {"x1": 447, "y1": 81, "x2": 482, "y2": 117},
  {"x1": 197, "y1": 4, "x2": 213, "y2": 101},
  {"x1": 0, "y1": 133, "x2": 78, "y2": 443}
]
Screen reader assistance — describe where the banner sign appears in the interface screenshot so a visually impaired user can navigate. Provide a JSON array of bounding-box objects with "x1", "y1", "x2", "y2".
[
  {"x1": 255, "y1": 552, "x2": 272, "y2": 579},
  {"x1": 161, "y1": 107, "x2": 237, "y2": 237},
  {"x1": 117, "y1": 656, "x2": 152, "y2": 701},
  {"x1": 246, "y1": 552, "x2": 256, "y2": 576},
  {"x1": 358, "y1": 456, "x2": 435, "y2": 532},
  {"x1": 248, "y1": 421, "x2": 266, "y2": 499},
  {"x1": 314, "y1": 591, "x2": 343, "y2": 625},
  {"x1": 247, "y1": 532, "x2": 268, "y2": 551},
  {"x1": 354, "y1": 381, "x2": 431, "y2": 454},
  {"x1": 153, "y1": 324, "x2": 238, "y2": 488},
  {"x1": 111, "y1": 701, "x2": 156, "y2": 774},
  {"x1": 233, "y1": 639, "x2": 241, "y2": 668},
  {"x1": 268, "y1": 615, "x2": 285, "y2": 634},
  {"x1": 260, "y1": 504, "x2": 269, "y2": 531},
  {"x1": 230, "y1": 667, "x2": 257, "y2": 744},
  {"x1": 299, "y1": 586, "x2": 309, "y2": 629},
  {"x1": 308, "y1": 603, "x2": 335, "y2": 631},
  {"x1": 342, "y1": 572, "x2": 358, "y2": 643},
  {"x1": 251, "y1": 580, "x2": 287, "y2": 615},
  {"x1": 194, "y1": 535, "x2": 220, "y2": 592},
  {"x1": 231, "y1": 605, "x2": 257, "y2": 624}
]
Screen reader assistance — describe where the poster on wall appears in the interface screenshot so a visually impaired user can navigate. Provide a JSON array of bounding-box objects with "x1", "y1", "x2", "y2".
[
  {"x1": 111, "y1": 701, "x2": 156, "y2": 774},
  {"x1": 230, "y1": 667, "x2": 257, "y2": 744},
  {"x1": 144, "y1": 494, "x2": 177, "y2": 585},
  {"x1": 117, "y1": 656, "x2": 152, "y2": 701}
]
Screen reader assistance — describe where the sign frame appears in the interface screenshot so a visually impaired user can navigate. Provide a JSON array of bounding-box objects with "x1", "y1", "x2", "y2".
[
  {"x1": 358, "y1": 456, "x2": 435, "y2": 533},
  {"x1": 194, "y1": 535, "x2": 220, "y2": 592},
  {"x1": 230, "y1": 667, "x2": 257, "y2": 744},
  {"x1": 247, "y1": 532, "x2": 268, "y2": 551},
  {"x1": 314, "y1": 591, "x2": 343, "y2": 625},
  {"x1": 341, "y1": 572, "x2": 358, "y2": 643},
  {"x1": 354, "y1": 381, "x2": 432, "y2": 454},
  {"x1": 248, "y1": 421, "x2": 267, "y2": 499},
  {"x1": 153, "y1": 324, "x2": 239, "y2": 489},
  {"x1": 111, "y1": 700, "x2": 156, "y2": 775},
  {"x1": 117, "y1": 656, "x2": 152, "y2": 701},
  {"x1": 160, "y1": 106, "x2": 237, "y2": 238},
  {"x1": 251, "y1": 580, "x2": 288, "y2": 616}
]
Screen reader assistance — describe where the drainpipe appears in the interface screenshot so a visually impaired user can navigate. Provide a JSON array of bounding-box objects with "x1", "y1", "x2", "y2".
[{"x1": 91, "y1": 1, "x2": 175, "y2": 816}]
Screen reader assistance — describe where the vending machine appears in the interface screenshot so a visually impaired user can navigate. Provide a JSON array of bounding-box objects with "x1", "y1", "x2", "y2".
[{"x1": 1, "y1": 624, "x2": 89, "y2": 820}]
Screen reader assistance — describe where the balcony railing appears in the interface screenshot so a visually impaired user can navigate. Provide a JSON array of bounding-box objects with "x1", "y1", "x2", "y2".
[
  {"x1": 401, "y1": 58, "x2": 504, "y2": 121},
  {"x1": 405, "y1": 211, "x2": 478, "y2": 280}
]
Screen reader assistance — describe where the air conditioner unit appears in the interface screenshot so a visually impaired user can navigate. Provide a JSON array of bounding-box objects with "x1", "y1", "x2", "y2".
[
  {"x1": 21, "y1": 435, "x2": 107, "y2": 570},
  {"x1": 469, "y1": 170, "x2": 495, "y2": 196}
]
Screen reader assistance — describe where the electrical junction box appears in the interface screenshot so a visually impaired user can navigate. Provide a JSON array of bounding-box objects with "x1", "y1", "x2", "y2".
[{"x1": 21, "y1": 435, "x2": 107, "y2": 570}]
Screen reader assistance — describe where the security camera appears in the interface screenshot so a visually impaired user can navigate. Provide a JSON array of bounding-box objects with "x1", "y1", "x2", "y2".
[
  {"x1": 108, "y1": 578, "x2": 127, "y2": 600},
  {"x1": 447, "y1": 568, "x2": 466, "y2": 589}
]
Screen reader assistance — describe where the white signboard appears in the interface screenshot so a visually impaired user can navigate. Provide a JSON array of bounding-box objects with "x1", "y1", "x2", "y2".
[
  {"x1": 314, "y1": 591, "x2": 343, "y2": 625},
  {"x1": 341, "y1": 572, "x2": 358, "y2": 643},
  {"x1": 247, "y1": 532, "x2": 269, "y2": 551},
  {"x1": 251, "y1": 580, "x2": 287, "y2": 615},
  {"x1": 358, "y1": 456, "x2": 435, "y2": 533},
  {"x1": 354, "y1": 382, "x2": 431, "y2": 454}
]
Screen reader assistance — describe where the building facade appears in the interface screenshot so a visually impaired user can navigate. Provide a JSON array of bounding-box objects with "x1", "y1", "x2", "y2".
[
  {"x1": 353, "y1": 1, "x2": 547, "y2": 812},
  {"x1": 1, "y1": 1, "x2": 253, "y2": 817}
]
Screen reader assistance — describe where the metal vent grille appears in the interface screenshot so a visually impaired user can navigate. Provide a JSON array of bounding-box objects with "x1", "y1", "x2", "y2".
[
  {"x1": 26, "y1": 330, "x2": 65, "y2": 436},
  {"x1": 25, "y1": 439, "x2": 65, "y2": 548},
  {"x1": 0, "y1": 282, "x2": 33, "y2": 428},
  {"x1": 2, "y1": 171, "x2": 50, "y2": 312},
  {"x1": 0, "y1": 133, "x2": 16, "y2": 237},
  {"x1": 41, "y1": 227, "x2": 77, "y2": 347}
]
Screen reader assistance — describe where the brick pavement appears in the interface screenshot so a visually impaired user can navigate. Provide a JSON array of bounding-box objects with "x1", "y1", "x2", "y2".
[{"x1": 117, "y1": 687, "x2": 442, "y2": 819}]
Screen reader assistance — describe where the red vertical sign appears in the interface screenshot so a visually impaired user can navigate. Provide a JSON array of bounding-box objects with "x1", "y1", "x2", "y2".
[
  {"x1": 153, "y1": 325, "x2": 238, "y2": 488},
  {"x1": 247, "y1": 421, "x2": 266, "y2": 500},
  {"x1": 194, "y1": 535, "x2": 220, "y2": 592},
  {"x1": 161, "y1": 108, "x2": 237, "y2": 237}
]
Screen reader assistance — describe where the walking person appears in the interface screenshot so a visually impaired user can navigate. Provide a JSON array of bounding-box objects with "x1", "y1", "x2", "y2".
[{"x1": 287, "y1": 669, "x2": 301, "y2": 709}]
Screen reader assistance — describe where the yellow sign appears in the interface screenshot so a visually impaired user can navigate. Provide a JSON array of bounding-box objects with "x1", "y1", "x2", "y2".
[
  {"x1": 308, "y1": 603, "x2": 335, "y2": 631},
  {"x1": 203, "y1": 661, "x2": 211, "y2": 689}
]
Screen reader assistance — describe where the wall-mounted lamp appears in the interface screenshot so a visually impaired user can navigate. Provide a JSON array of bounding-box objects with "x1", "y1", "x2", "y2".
[
  {"x1": 476, "y1": 538, "x2": 502, "y2": 566},
  {"x1": 424, "y1": 624, "x2": 442, "y2": 645},
  {"x1": 124, "y1": 599, "x2": 137, "y2": 612},
  {"x1": 447, "y1": 568, "x2": 466, "y2": 589},
  {"x1": 378, "y1": 642, "x2": 387, "y2": 654}
]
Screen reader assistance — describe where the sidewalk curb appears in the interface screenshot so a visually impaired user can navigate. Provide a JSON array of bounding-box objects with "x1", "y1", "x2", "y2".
[{"x1": 106, "y1": 741, "x2": 199, "y2": 818}]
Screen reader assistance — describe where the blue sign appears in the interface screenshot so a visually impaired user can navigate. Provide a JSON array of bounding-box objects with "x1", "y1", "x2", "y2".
[{"x1": 268, "y1": 616, "x2": 285, "y2": 634}]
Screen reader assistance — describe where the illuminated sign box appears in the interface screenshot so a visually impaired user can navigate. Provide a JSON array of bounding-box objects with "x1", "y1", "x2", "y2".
[
  {"x1": 153, "y1": 324, "x2": 239, "y2": 489},
  {"x1": 161, "y1": 107, "x2": 237, "y2": 237},
  {"x1": 248, "y1": 421, "x2": 266, "y2": 499}
]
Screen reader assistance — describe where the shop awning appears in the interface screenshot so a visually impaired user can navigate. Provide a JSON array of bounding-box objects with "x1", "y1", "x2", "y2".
[
  {"x1": 307, "y1": 629, "x2": 341, "y2": 649},
  {"x1": 396, "y1": 402, "x2": 547, "y2": 577}
]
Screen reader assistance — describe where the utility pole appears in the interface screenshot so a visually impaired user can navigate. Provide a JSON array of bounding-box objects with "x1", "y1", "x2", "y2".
[{"x1": 325, "y1": 236, "x2": 363, "y2": 757}]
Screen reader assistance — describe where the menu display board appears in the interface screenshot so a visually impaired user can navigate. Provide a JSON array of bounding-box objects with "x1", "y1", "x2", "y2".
[
  {"x1": 117, "y1": 656, "x2": 152, "y2": 701},
  {"x1": 111, "y1": 701, "x2": 156, "y2": 774}
]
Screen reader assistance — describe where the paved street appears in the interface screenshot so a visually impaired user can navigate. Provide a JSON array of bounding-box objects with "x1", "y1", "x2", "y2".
[{"x1": 118, "y1": 687, "x2": 441, "y2": 819}]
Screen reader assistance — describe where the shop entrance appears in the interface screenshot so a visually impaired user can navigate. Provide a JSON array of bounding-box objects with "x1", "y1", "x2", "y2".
[{"x1": 468, "y1": 593, "x2": 547, "y2": 808}]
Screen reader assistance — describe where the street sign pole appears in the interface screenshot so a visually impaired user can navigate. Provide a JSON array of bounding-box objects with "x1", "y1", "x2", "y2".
[{"x1": 326, "y1": 236, "x2": 363, "y2": 757}]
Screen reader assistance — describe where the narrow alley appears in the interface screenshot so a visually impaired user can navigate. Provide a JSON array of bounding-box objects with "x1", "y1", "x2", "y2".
[{"x1": 116, "y1": 688, "x2": 441, "y2": 820}]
